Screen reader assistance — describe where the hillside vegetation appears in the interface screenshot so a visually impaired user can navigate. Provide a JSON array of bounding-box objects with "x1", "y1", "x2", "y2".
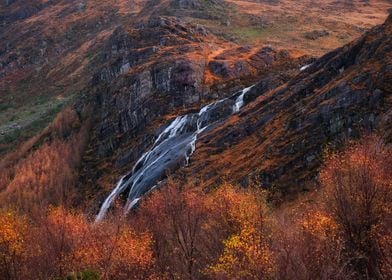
[
  {"x1": 0, "y1": 1, "x2": 391, "y2": 279},
  {"x1": 0, "y1": 137, "x2": 390, "y2": 279}
]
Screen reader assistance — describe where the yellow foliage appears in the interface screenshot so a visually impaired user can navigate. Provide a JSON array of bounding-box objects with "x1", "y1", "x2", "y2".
[
  {"x1": 77, "y1": 224, "x2": 155, "y2": 279},
  {"x1": 0, "y1": 211, "x2": 30, "y2": 278},
  {"x1": 210, "y1": 224, "x2": 275, "y2": 279},
  {"x1": 301, "y1": 210, "x2": 339, "y2": 241},
  {"x1": 0, "y1": 211, "x2": 28, "y2": 258},
  {"x1": 207, "y1": 183, "x2": 275, "y2": 279}
]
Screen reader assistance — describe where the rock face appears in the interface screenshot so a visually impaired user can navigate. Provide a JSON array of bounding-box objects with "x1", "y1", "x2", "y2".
[
  {"x1": 181, "y1": 13, "x2": 392, "y2": 198},
  {"x1": 173, "y1": 0, "x2": 201, "y2": 9},
  {"x1": 3, "y1": 0, "x2": 389, "y2": 210},
  {"x1": 96, "y1": 86, "x2": 257, "y2": 221},
  {"x1": 90, "y1": 17, "x2": 208, "y2": 159},
  {"x1": 1, "y1": 0, "x2": 295, "y2": 199},
  {"x1": 172, "y1": 0, "x2": 224, "y2": 9},
  {"x1": 87, "y1": 16, "x2": 295, "y2": 154},
  {"x1": 171, "y1": 0, "x2": 224, "y2": 10},
  {"x1": 80, "y1": 15, "x2": 297, "y2": 198},
  {"x1": 208, "y1": 47, "x2": 284, "y2": 78},
  {"x1": 0, "y1": 0, "x2": 48, "y2": 24}
]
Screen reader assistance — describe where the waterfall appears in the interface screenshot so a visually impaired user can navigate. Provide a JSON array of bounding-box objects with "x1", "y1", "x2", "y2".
[
  {"x1": 300, "y1": 64, "x2": 311, "y2": 71},
  {"x1": 232, "y1": 85, "x2": 255, "y2": 113},
  {"x1": 95, "y1": 85, "x2": 255, "y2": 222},
  {"x1": 95, "y1": 176, "x2": 126, "y2": 222}
]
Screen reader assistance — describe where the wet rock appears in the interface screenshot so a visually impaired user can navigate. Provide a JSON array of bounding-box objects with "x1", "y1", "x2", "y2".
[
  {"x1": 184, "y1": 14, "x2": 392, "y2": 198},
  {"x1": 89, "y1": 17, "x2": 213, "y2": 160}
]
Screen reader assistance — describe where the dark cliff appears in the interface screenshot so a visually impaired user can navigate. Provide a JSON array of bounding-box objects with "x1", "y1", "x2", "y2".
[{"x1": 182, "y1": 13, "x2": 392, "y2": 199}]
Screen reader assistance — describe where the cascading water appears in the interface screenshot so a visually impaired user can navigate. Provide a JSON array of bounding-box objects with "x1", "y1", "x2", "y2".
[
  {"x1": 233, "y1": 85, "x2": 255, "y2": 113},
  {"x1": 300, "y1": 64, "x2": 311, "y2": 71},
  {"x1": 95, "y1": 85, "x2": 255, "y2": 222}
]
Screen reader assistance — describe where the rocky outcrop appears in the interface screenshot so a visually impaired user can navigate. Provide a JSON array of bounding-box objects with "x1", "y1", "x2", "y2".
[
  {"x1": 208, "y1": 46, "x2": 288, "y2": 78},
  {"x1": 78, "y1": 14, "x2": 299, "y2": 201},
  {"x1": 182, "y1": 13, "x2": 392, "y2": 199},
  {"x1": 89, "y1": 17, "x2": 210, "y2": 160},
  {"x1": 172, "y1": 0, "x2": 224, "y2": 9},
  {"x1": 0, "y1": 0, "x2": 49, "y2": 24},
  {"x1": 85, "y1": 16, "x2": 296, "y2": 168}
]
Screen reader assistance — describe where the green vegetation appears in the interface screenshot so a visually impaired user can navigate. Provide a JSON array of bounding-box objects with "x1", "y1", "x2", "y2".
[
  {"x1": 0, "y1": 94, "x2": 74, "y2": 154},
  {"x1": 231, "y1": 26, "x2": 266, "y2": 39}
]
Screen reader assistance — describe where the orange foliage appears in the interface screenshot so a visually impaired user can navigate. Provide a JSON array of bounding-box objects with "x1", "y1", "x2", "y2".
[
  {"x1": 0, "y1": 208, "x2": 157, "y2": 280},
  {"x1": 0, "y1": 107, "x2": 91, "y2": 213},
  {"x1": 133, "y1": 181, "x2": 275, "y2": 279},
  {"x1": 320, "y1": 137, "x2": 392, "y2": 279},
  {"x1": 0, "y1": 211, "x2": 30, "y2": 279},
  {"x1": 3, "y1": 140, "x2": 76, "y2": 212},
  {"x1": 134, "y1": 180, "x2": 208, "y2": 279},
  {"x1": 77, "y1": 220, "x2": 156, "y2": 280},
  {"x1": 206, "y1": 184, "x2": 275, "y2": 279},
  {"x1": 0, "y1": 135, "x2": 390, "y2": 279},
  {"x1": 274, "y1": 204, "x2": 345, "y2": 280}
]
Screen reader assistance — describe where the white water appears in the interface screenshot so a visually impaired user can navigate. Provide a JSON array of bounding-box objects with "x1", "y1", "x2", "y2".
[
  {"x1": 300, "y1": 64, "x2": 311, "y2": 71},
  {"x1": 95, "y1": 85, "x2": 255, "y2": 222},
  {"x1": 95, "y1": 176, "x2": 126, "y2": 222},
  {"x1": 232, "y1": 85, "x2": 255, "y2": 113}
]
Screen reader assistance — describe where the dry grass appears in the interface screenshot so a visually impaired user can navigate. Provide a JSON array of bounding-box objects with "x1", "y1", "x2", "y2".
[{"x1": 194, "y1": 0, "x2": 391, "y2": 56}]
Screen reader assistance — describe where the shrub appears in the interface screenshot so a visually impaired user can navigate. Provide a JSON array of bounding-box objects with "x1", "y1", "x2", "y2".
[
  {"x1": 0, "y1": 107, "x2": 91, "y2": 213},
  {"x1": 273, "y1": 204, "x2": 347, "y2": 280},
  {"x1": 321, "y1": 137, "x2": 392, "y2": 279},
  {"x1": 0, "y1": 211, "x2": 30, "y2": 280},
  {"x1": 134, "y1": 181, "x2": 275, "y2": 279}
]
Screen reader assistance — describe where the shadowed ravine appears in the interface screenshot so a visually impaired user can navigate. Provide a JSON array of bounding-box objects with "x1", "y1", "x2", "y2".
[{"x1": 95, "y1": 85, "x2": 254, "y2": 222}]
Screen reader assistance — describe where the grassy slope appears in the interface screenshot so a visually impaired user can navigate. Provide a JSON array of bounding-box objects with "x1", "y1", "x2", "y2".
[
  {"x1": 0, "y1": 0, "x2": 389, "y2": 154},
  {"x1": 189, "y1": 0, "x2": 390, "y2": 56}
]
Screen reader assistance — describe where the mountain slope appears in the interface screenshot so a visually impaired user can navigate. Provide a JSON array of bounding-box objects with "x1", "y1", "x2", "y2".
[
  {"x1": 181, "y1": 12, "x2": 392, "y2": 200},
  {"x1": 91, "y1": 13, "x2": 391, "y2": 214},
  {"x1": 0, "y1": 2, "x2": 391, "y2": 211},
  {"x1": 78, "y1": 16, "x2": 299, "y2": 207}
]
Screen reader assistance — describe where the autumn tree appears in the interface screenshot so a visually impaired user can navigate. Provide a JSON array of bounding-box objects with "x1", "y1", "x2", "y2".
[
  {"x1": 134, "y1": 180, "x2": 208, "y2": 279},
  {"x1": 206, "y1": 184, "x2": 275, "y2": 280},
  {"x1": 273, "y1": 203, "x2": 348, "y2": 280},
  {"x1": 321, "y1": 137, "x2": 392, "y2": 279},
  {"x1": 0, "y1": 211, "x2": 29, "y2": 280},
  {"x1": 135, "y1": 180, "x2": 276, "y2": 280},
  {"x1": 30, "y1": 208, "x2": 157, "y2": 280},
  {"x1": 0, "y1": 106, "x2": 91, "y2": 215},
  {"x1": 78, "y1": 216, "x2": 157, "y2": 280}
]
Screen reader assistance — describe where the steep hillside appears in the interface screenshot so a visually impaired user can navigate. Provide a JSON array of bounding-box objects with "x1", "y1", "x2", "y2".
[
  {"x1": 0, "y1": 1, "x2": 390, "y2": 210},
  {"x1": 90, "y1": 13, "x2": 391, "y2": 215},
  {"x1": 79, "y1": 16, "x2": 299, "y2": 208},
  {"x1": 0, "y1": 2, "x2": 391, "y2": 279},
  {"x1": 1, "y1": 0, "x2": 389, "y2": 155},
  {"x1": 183, "y1": 12, "x2": 392, "y2": 200},
  {"x1": 0, "y1": 0, "x2": 144, "y2": 152}
]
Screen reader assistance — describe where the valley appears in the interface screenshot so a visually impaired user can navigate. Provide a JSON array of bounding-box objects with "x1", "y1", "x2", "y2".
[{"x1": 0, "y1": 0, "x2": 391, "y2": 279}]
